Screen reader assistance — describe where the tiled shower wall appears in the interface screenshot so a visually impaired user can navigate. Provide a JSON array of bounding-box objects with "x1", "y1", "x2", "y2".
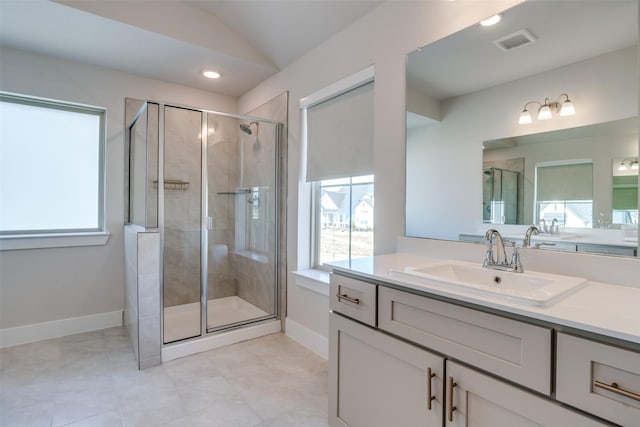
[
  {"x1": 206, "y1": 114, "x2": 240, "y2": 301},
  {"x1": 235, "y1": 92, "x2": 288, "y2": 315},
  {"x1": 163, "y1": 107, "x2": 202, "y2": 308}
]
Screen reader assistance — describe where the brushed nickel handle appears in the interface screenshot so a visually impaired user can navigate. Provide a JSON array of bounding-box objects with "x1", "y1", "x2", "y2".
[
  {"x1": 594, "y1": 380, "x2": 640, "y2": 401},
  {"x1": 448, "y1": 376, "x2": 457, "y2": 422},
  {"x1": 427, "y1": 367, "x2": 436, "y2": 410},
  {"x1": 336, "y1": 293, "x2": 360, "y2": 305}
]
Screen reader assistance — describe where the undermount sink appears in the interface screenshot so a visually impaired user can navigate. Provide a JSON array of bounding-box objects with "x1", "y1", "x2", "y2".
[{"x1": 390, "y1": 261, "x2": 588, "y2": 307}]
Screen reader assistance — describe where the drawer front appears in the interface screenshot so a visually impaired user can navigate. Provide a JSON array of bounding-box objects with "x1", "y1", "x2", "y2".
[
  {"x1": 556, "y1": 333, "x2": 640, "y2": 426},
  {"x1": 378, "y1": 286, "x2": 552, "y2": 394},
  {"x1": 330, "y1": 273, "x2": 376, "y2": 327}
]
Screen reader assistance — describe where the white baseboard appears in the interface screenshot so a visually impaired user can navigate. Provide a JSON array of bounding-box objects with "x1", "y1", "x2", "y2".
[
  {"x1": 0, "y1": 310, "x2": 123, "y2": 348},
  {"x1": 161, "y1": 319, "x2": 281, "y2": 362},
  {"x1": 285, "y1": 317, "x2": 328, "y2": 360}
]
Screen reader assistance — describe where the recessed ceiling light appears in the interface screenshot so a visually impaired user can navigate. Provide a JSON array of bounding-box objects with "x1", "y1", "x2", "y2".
[
  {"x1": 480, "y1": 14, "x2": 501, "y2": 27},
  {"x1": 203, "y1": 70, "x2": 221, "y2": 79}
]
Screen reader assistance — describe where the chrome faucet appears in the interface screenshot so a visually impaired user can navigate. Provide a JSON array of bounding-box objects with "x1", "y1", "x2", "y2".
[
  {"x1": 483, "y1": 229, "x2": 524, "y2": 273},
  {"x1": 539, "y1": 218, "x2": 559, "y2": 234},
  {"x1": 523, "y1": 225, "x2": 539, "y2": 247}
]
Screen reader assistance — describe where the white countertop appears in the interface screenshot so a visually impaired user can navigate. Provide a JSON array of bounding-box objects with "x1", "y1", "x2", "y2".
[{"x1": 329, "y1": 253, "x2": 640, "y2": 346}]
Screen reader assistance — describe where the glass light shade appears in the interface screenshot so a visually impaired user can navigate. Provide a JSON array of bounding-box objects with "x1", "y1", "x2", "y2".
[
  {"x1": 632, "y1": 161, "x2": 639, "y2": 170},
  {"x1": 538, "y1": 105, "x2": 552, "y2": 120},
  {"x1": 560, "y1": 100, "x2": 575, "y2": 116},
  {"x1": 518, "y1": 110, "x2": 532, "y2": 125},
  {"x1": 202, "y1": 70, "x2": 221, "y2": 79},
  {"x1": 618, "y1": 162, "x2": 628, "y2": 171},
  {"x1": 480, "y1": 15, "x2": 501, "y2": 26}
]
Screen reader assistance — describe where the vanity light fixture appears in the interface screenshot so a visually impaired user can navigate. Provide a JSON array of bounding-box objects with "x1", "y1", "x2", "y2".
[
  {"x1": 619, "y1": 158, "x2": 639, "y2": 171},
  {"x1": 202, "y1": 70, "x2": 221, "y2": 79},
  {"x1": 480, "y1": 15, "x2": 502, "y2": 27},
  {"x1": 518, "y1": 93, "x2": 575, "y2": 125}
]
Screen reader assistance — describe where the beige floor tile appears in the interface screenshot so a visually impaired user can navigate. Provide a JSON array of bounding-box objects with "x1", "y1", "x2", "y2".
[{"x1": 0, "y1": 329, "x2": 328, "y2": 427}]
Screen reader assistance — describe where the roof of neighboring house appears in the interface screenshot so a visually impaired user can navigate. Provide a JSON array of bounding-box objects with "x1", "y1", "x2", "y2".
[{"x1": 321, "y1": 190, "x2": 347, "y2": 212}]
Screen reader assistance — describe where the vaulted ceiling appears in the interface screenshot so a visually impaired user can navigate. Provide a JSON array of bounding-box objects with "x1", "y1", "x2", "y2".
[{"x1": 0, "y1": 0, "x2": 381, "y2": 97}]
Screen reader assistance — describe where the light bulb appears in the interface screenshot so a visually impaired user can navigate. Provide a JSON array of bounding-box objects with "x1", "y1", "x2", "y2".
[
  {"x1": 480, "y1": 15, "x2": 501, "y2": 27},
  {"x1": 560, "y1": 99, "x2": 575, "y2": 116},
  {"x1": 203, "y1": 70, "x2": 221, "y2": 79},
  {"x1": 518, "y1": 109, "x2": 532, "y2": 125},
  {"x1": 538, "y1": 105, "x2": 552, "y2": 120}
]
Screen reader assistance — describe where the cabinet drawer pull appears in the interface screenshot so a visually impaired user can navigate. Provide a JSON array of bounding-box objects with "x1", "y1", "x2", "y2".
[
  {"x1": 594, "y1": 380, "x2": 640, "y2": 401},
  {"x1": 427, "y1": 367, "x2": 436, "y2": 410},
  {"x1": 448, "y1": 377, "x2": 457, "y2": 422},
  {"x1": 336, "y1": 293, "x2": 360, "y2": 305}
]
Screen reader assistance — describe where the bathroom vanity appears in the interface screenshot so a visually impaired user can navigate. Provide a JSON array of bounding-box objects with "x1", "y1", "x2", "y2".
[{"x1": 328, "y1": 253, "x2": 640, "y2": 427}]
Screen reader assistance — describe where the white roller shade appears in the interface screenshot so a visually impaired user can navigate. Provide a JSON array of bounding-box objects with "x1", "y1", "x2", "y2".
[
  {"x1": 306, "y1": 81, "x2": 374, "y2": 182},
  {"x1": 537, "y1": 162, "x2": 593, "y2": 201}
]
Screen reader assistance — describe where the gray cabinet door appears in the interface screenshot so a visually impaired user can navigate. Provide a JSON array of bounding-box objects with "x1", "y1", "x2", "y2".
[
  {"x1": 446, "y1": 361, "x2": 608, "y2": 427},
  {"x1": 329, "y1": 312, "x2": 443, "y2": 427}
]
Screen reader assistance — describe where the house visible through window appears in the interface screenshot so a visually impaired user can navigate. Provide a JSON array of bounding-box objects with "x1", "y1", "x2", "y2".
[
  {"x1": 0, "y1": 92, "x2": 105, "y2": 235},
  {"x1": 313, "y1": 175, "x2": 374, "y2": 267}
]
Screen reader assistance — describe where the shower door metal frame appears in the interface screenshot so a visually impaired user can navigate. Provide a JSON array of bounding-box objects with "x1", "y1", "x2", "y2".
[
  {"x1": 154, "y1": 99, "x2": 282, "y2": 343},
  {"x1": 202, "y1": 116, "x2": 283, "y2": 335}
]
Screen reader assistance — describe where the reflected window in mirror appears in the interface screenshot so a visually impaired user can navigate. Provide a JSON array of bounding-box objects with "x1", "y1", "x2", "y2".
[
  {"x1": 612, "y1": 157, "x2": 639, "y2": 226},
  {"x1": 535, "y1": 161, "x2": 593, "y2": 229}
]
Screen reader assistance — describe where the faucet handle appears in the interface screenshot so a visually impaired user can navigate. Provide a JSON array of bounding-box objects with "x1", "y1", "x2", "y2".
[
  {"x1": 510, "y1": 245, "x2": 524, "y2": 273},
  {"x1": 483, "y1": 240, "x2": 494, "y2": 267}
]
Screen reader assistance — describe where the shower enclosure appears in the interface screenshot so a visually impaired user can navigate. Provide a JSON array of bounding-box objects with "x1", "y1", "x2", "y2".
[
  {"x1": 483, "y1": 167, "x2": 519, "y2": 224},
  {"x1": 125, "y1": 100, "x2": 282, "y2": 346}
]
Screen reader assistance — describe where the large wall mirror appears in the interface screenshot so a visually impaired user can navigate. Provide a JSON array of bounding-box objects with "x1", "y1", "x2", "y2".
[{"x1": 406, "y1": 0, "x2": 639, "y2": 257}]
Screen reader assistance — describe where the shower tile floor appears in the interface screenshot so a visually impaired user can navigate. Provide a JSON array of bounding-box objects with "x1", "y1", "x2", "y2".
[
  {"x1": 164, "y1": 296, "x2": 270, "y2": 342},
  {"x1": 0, "y1": 329, "x2": 328, "y2": 427}
]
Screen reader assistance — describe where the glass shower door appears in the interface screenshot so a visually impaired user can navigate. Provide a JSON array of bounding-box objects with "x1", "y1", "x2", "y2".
[
  {"x1": 162, "y1": 105, "x2": 203, "y2": 343},
  {"x1": 205, "y1": 114, "x2": 278, "y2": 331}
]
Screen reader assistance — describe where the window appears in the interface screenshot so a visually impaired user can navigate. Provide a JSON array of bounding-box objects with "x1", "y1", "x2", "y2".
[
  {"x1": 0, "y1": 93, "x2": 105, "y2": 235},
  {"x1": 300, "y1": 67, "x2": 375, "y2": 271},
  {"x1": 535, "y1": 161, "x2": 593, "y2": 228},
  {"x1": 312, "y1": 175, "x2": 374, "y2": 268}
]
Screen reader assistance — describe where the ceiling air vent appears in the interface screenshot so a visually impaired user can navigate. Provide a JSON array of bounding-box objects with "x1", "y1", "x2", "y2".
[{"x1": 494, "y1": 29, "x2": 537, "y2": 51}]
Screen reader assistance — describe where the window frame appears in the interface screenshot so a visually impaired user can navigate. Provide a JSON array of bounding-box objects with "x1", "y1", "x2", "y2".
[
  {"x1": 311, "y1": 175, "x2": 374, "y2": 271},
  {"x1": 0, "y1": 92, "x2": 107, "y2": 247}
]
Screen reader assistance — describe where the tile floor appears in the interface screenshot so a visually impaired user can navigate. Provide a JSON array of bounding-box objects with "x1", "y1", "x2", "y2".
[{"x1": 0, "y1": 328, "x2": 328, "y2": 427}]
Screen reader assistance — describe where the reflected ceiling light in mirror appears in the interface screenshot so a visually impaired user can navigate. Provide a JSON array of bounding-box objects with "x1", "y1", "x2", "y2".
[
  {"x1": 480, "y1": 15, "x2": 501, "y2": 27},
  {"x1": 518, "y1": 94, "x2": 575, "y2": 124}
]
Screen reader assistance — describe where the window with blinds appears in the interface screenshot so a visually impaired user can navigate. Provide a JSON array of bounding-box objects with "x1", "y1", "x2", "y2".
[
  {"x1": 535, "y1": 162, "x2": 593, "y2": 228},
  {"x1": 306, "y1": 81, "x2": 374, "y2": 182},
  {"x1": 303, "y1": 74, "x2": 375, "y2": 268}
]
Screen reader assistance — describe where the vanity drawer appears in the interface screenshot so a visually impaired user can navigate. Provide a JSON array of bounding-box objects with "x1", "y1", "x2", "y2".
[
  {"x1": 330, "y1": 273, "x2": 376, "y2": 327},
  {"x1": 378, "y1": 286, "x2": 552, "y2": 394},
  {"x1": 556, "y1": 333, "x2": 640, "y2": 426}
]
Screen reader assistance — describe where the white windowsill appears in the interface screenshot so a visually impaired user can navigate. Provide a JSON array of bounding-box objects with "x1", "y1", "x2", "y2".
[
  {"x1": 0, "y1": 232, "x2": 110, "y2": 251},
  {"x1": 292, "y1": 269, "x2": 330, "y2": 296}
]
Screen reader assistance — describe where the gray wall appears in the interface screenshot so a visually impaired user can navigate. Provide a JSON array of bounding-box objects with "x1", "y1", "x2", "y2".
[{"x1": 0, "y1": 48, "x2": 236, "y2": 330}]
